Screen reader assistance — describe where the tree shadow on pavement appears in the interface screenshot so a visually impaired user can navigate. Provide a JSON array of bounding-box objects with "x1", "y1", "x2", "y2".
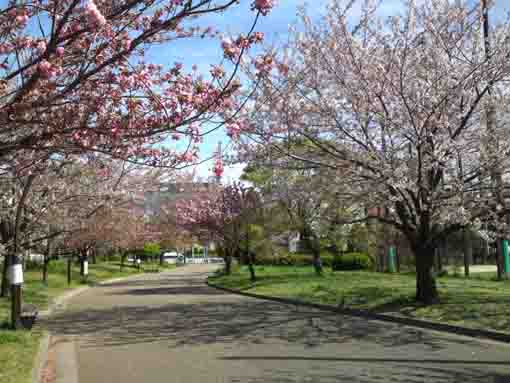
[
  {"x1": 226, "y1": 363, "x2": 510, "y2": 383},
  {"x1": 110, "y1": 286, "x2": 228, "y2": 296},
  {"x1": 43, "y1": 296, "x2": 492, "y2": 352},
  {"x1": 40, "y1": 271, "x2": 510, "y2": 383}
]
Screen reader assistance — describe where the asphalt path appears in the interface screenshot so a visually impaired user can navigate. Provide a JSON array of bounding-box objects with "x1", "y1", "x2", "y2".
[{"x1": 44, "y1": 264, "x2": 510, "y2": 383}]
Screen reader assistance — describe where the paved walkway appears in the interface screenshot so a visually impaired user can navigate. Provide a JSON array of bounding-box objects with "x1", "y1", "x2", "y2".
[{"x1": 43, "y1": 265, "x2": 510, "y2": 383}]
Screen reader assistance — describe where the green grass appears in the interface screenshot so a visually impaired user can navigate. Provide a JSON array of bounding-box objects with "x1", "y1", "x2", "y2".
[
  {"x1": 210, "y1": 266, "x2": 510, "y2": 334},
  {"x1": 0, "y1": 259, "x2": 174, "y2": 383}
]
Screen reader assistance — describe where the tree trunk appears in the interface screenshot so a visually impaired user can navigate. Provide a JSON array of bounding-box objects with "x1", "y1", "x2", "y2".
[
  {"x1": 11, "y1": 284, "x2": 22, "y2": 330},
  {"x1": 481, "y1": 238, "x2": 489, "y2": 265},
  {"x1": 463, "y1": 230, "x2": 472, "y2": 277},
  {"x1": 92, "y1": 248, "x2": 97, "y2": 264},
  {"x1": 80, "y1": 256, "x2": 85, "y2": 277},
  {"x1": 247, "y1": 261, "x2": 256, "y2": 281},
  {"x1": 312, "y1": 250, "x2": 323, "y2": 276},
  {"x1": 435, "y1": 243, "x2": 444, "y2": 273},
  {"x1": 377, "y1": 246, "x2": 386, "y2": 272},
  {"x1": 396, "y1": 246, "x2": 401, "y2": 273},
  {"x1": 120, "y1": 252, "x2": 125, "y2": 272},
  {"x1": 43, "y1": 239, "x2": 53, "y2": 284},
  {"x1": 246, "y1": 251, "x2": 256, "y2": 282},
  {"x1": 42, "y1": 257, "x2": 49, "y2": 284},
  {"x1": 67, "y1": 257, "x2": 72, "y2": 285},
  {"x1": 415, "y1": 248, "x2": 439, "y2": 304},
  {"x1": 496, "y1": 240, "x2": 504, "y2": 280},
  {"x1": 1, "y1": 253, "x2": 10, "y2": 298},
  {"x1": 303, "y1": 228, "x2": 322, "y2": 276},
  {"x1": 224, "y1": 249, "x2": 232, "y2": 275}
]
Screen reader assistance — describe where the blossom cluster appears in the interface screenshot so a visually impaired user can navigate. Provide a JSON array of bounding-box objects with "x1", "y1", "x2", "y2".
[
  {"x1": 84, "y1": 1, "x2": 107, "y2": 28},
  {"x1": 252, "y1": 0, "x2": 276, "y2": 16},
  {"x1": 222, "y1": 32, "x2": 265, "y2": 61}
]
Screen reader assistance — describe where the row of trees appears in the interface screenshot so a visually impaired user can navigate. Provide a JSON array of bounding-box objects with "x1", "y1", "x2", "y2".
[{"x1": 0, "y1": 0, "x2": 276, "y2": 329}]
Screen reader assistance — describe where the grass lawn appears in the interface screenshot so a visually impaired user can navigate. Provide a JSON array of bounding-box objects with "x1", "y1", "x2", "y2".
[
  {"x1": 0, "y1": 259, "x2": 175, "y2": 383},
  {"x1": 209, "y1": 265, "x2": 510, "y2": 334}
]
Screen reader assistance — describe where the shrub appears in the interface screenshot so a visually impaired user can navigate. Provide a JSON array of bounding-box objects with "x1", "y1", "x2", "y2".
[
  {"x1": 254, "y1": 251, "x2": 334, "y2": 267},
  {"x1": 332, "y1": 252, "x2": 373, "y2": 271},
  {"x1": 144, "y1": 242, "x2": 160, "y2": 258},
  {"x1": 109, "y1": 254, "x2": 122, "y2": 262}
]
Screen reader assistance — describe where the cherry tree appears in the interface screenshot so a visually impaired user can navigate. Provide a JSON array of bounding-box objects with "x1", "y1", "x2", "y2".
[
  {"x1": 239, "y1": 0, "x2": 510, "y2": 303},
  {"x1": 0, "y1": 0, "x2": 275, "y2": 173},
  {"x1": 177, "y1": 183, "x2": 259, "y2": 276}
]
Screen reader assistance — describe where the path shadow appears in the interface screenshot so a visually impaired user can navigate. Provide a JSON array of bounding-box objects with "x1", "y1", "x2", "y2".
[
  {"x1": 225, "y1": 364, "x2": 510, "y2": 383},
  {"x1": 110, "y1": 286, "x2": 227, "y2": 296},
  {"x1": 102, "y1": 274, "x2": 211, "y2": 289},
  {"x1": 220, "y1": 356, "x2": 510, "y2": 366},
  {"x1": 42, "y1": 294, "x2": 484, "y2": 352}
]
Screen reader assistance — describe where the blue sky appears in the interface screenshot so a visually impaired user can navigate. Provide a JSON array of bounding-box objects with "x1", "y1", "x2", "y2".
[{"x1": 144, "y1": 0, "x2": 331, "y2": 182}]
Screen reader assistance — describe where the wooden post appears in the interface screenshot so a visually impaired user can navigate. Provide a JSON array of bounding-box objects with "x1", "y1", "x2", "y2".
[
  {"x1": 396, "y1": 246, "x2": 401, "y2": 273},
  {"x1": 67, "y1": 257, "x2": 72, "y2": 285}
]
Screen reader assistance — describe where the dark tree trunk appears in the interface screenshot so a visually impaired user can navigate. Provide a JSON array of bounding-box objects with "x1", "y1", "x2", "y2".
[
  {"x1": 247, "y1": 261, "x2": 256, "y2": 281},
  {"x1": 67, "y1": 257, "x2": 72, "y2": 285},
  {"x1": 481, "y1": 239, "x2": 489, "y2": 265},
  {"x1": 246, "y1": 252, "x2": 256, "y2": 282},
  {"x1": 42, "y1": 257, "x2": 49, "y2": 284},
  {"x1": 80, "y1": 256, "x2": 85, "y2": 277},
  {"x1": 11, "y1": 284, "x2": 22, "y2": 329},
  {"x1": 496, "y1": 240, "x2": 504, "y2": 280},
  {"x1": 1, "y1": 253, "x2": 10, "y2": 298},
  {"x1": 91, "y1": 248, "x2": 97, "y2": 264},
  {"x1": 463, "y1": 230, "x2": 472, "y2": 277},
  {"x1": 120, "y1": 252, "x2": 126, "y2": 272},
  {"x1": 43, "y1": 239, "x2": 53, "y2": 284},
  {"x1": 435, "y1": 244, "x2": 443, "y2": 273},
  {"x1": 312, "y1": 250, "x2": 323, "y2": 276},
  {"x1": 415, "y1": 248, "x2": 439, "y2": 304},
  {"x1": 377, "y1": 246, "x2": 386, "y2": 272},
  {"x1": 303, "y1": 228, "x2": 323, "y2": 276},
  {"x1": 224, "y1": 249, "x2": 232, "y2": 275},
  {"x1": 396, "y1": 246, "x2": 401, "y2": 273}
]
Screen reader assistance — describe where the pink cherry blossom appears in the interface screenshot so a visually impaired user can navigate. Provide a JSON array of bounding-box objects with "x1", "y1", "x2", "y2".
[
  {"x1": 213, "y1": 162, "x2": 224, "y2": 177},
  {"x1": 16, "y1": 15, "x2": 29, "y2": 25},
  {"x1": 38, "y1": 60, "x2": 55, "y2": 78},
  {"x1": 210, "y1": 65, "x2": 225, "y2": 79},
  {"x1": 252, "y1": 0, "x2": 276, "y2": 15},
  {"x1": 84, "y1": 1, "x2": 107, "y2": 27},
  {"x1": 226, "y1": 122, "x2": 242, "y2": 138},
  {"x1": 221, "y1": 39, "x2": 241, "y2": 60}
]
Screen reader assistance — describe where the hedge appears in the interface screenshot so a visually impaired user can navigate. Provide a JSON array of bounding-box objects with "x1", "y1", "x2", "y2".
[
  {"x1": 254, "y1": 251, "x2": 334, "y2": 267},
  {"x1": 332, "y1": 252, "x2": 373, "y2": 271}
]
